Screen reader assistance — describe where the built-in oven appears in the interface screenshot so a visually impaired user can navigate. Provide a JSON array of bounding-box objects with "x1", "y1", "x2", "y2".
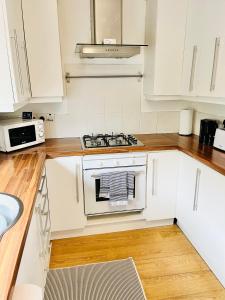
[{"x1": 83, "y1": 153, "x2": 147, "y2": 216}]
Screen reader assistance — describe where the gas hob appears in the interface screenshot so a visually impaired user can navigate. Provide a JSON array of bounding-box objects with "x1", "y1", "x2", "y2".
[{"x1": 81, "y1": 133, "x2": 144, "y2": 149}]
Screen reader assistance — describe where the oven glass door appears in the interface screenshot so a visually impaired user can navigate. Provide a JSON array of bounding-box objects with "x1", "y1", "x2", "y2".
[
  {"x1": 95, "y1": 177, "x2": 136, "y2": 202},
  {"x1": 84, "y1": 166, "x2": 146, "y2": 216},
  {"x1": 8, "y1": 125, "x2": 36, "y2": 147}
]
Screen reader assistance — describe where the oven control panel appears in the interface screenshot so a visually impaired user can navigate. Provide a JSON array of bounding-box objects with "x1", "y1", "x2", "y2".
[{"x1": 83, "y1": 153, "x2": 147, "y2": 170}]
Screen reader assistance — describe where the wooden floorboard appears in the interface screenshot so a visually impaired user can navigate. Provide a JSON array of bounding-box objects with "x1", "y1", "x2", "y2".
[{"x1": 50, "y1": 225, "x2": 225, "y2": 300}]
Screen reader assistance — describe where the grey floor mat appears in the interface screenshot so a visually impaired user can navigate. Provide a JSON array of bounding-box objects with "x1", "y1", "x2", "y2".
[{"x1": 44, "y1": 258, "x2": 147, "y2": 300}]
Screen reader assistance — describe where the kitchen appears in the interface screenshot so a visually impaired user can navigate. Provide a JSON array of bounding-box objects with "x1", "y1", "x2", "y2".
[{"x1": 0, "y1": 0, "x2": 225, "y2": 299}]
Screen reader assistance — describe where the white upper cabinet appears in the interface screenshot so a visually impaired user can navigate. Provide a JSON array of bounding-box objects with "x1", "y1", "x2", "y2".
[
  {"x1": 182, "y1": 0, "x2": 225, "y2": 99},
  {"x1": 22, "y1": 0, "x2": 64, "y2": 102},
  {"x1": 182, "y1": 0, "x2": 202, "y2": 97},
  {"x1": 122, "y1": 0, "x2": 146, "y2": 45},
  {"x1": 144, "y1": 0, "x2": 188, "y2": 99},
  {"x1": 143, "y1": 0, "x2": 225, "y2": 103},
  {"x1": 0, "y1": 0, "x2": 30, "y2": 112},
  {"x1": 145, "y1": 151, "x2": 179, "y2": 221},
  {"x1": 209, "y1": 0, "x2": 225, "y2": 98}
]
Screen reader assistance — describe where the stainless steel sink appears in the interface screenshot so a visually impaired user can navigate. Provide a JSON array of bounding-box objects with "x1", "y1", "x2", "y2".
[{"x1": 0, "y1": 193, "x2": 23, "y2": 238}]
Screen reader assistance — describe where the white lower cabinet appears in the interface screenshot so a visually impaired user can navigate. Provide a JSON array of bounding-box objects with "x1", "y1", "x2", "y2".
[
  {"x1": 16, "y1": 168, "x2": 51, "y2": 292},
  {"x1": 145, "y1": 151, "x2": 179, "y2": 221},
  {"x1": 177, "y1": 153, "x2": 225, "y2": 287},
  {"x1": 46, "y1": 156, "x2": 86, "y2": 232}
]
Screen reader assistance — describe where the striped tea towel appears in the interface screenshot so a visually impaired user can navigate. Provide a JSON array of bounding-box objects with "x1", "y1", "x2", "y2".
[
  {"x1": 109, "y1": 171, "x2": 128, "y2": 206},
  {"x1": 99, "y1": 173, "x2": 110, "y2": 198},
  {"x1": 127, "y1": 171, "x2": 135, "y2": 200},
  {"x1": 99, "y1": 171, "x2": 135, "y2": 206}
]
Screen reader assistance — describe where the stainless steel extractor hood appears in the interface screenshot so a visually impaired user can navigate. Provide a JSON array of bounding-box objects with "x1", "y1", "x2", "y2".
[{"x1": 76, "y1": 0, "x2": 147, "y2": 58}]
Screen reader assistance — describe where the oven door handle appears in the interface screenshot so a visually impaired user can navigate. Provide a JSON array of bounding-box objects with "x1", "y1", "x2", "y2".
[{"x1": 91, "y1": 171, "x2": 144, "y2": 179}]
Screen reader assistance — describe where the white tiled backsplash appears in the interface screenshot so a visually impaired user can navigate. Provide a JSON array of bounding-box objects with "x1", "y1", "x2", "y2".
[{"x1": 13, "y1": 78, "x2": 180, "y2": 138}]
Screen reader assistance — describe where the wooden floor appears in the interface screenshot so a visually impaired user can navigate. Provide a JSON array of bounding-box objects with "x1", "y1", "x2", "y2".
[{"x1": 50, "y1": 225, "x2": 225, "y2": 300}]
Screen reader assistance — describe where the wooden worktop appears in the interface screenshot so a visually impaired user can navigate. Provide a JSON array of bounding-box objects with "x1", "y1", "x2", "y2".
[{"x1": 0, "y1": 133, "x2": 225, "y2": 300}]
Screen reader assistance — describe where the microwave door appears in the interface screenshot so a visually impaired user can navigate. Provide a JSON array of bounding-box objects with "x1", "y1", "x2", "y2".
[{"x1": 8, "y1": 125, "x2": 36, "y2": 147}]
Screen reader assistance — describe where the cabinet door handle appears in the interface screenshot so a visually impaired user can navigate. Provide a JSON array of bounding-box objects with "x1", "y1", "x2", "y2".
[
  {"x1": 210, "y1": 37, "x2": 220, "y2": 92},
  {"x1": 189, "y1": 45, "x2": 198, "y2": 92},
  {"x1": 152, "y1": 159, "x2": 157, "y2": 196},
  {"x1": 193, "y1": 168, "x2": 201, "y2": 211},
  {"x1": 12, "y1": 29, "x2": 24, "y2": 95},
  {"x1": 76, "y1": 164, "x2": 80, "y2": 203}
]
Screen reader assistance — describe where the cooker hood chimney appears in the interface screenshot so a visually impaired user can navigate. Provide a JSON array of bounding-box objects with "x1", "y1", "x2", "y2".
[{"x1": 76, "y1": 0, "x2": 147, "y2": 58}]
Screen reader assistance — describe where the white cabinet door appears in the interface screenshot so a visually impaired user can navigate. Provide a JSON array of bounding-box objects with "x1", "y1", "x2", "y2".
[
  {"x1": 182, "y1": 0, "x2": 202, "y2": 96},
  {"x1": 182, "y1": 0, "x2": 225, "y2": 98},
  {"x1": 0, "y1": 3, "x2": 14, "y2": 110},
  {"x1": 46, "y1": 156, "x2": 86, "y2": 232},
  {"x1": 122, "y1": 0, "x2": 146, "y2": 45},
  {"x1": 176, "y1": 154, "x2": 200, "y2": 240},
  {"x1": 195, "y1": 0, "x2": 223, "y2": 98},
  {"x1": 22, "y1": 0, "x2": 64, "y2": 100},
  {"x1": 177, "y1": 154, "x2": 225, "y2": 288},
  {"x1": 144, "y1": 0, "x2": 187, "y2": 98},
  {"x1": 3, "y1": 0, "x2": 31, "y2": 103},
  {"x1": 208, "y1": 0, "x2": 225, "y2": 98},
  {"x1": 194, "y1": 164, "x2": 225, "y2": 287},
  {"x1": 145, "y1": 151, "x2": 178, "y2": 221}
]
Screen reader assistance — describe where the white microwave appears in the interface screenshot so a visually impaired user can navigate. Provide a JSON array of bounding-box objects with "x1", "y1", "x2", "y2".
[{"x1": 0, "y1": 119, "x2": 45, "y2": 152}]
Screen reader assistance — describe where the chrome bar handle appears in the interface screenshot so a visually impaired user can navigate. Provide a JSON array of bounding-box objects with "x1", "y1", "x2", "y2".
[
  {"x1": 42, "y1": 216, "x2": 50, "y2": 235},
  {"x1": 193, "y1": 168, "x2": 201, "y2": 211},
  {"x1": 12, "y1": 29, "x2": 24, "y2": 95},
  {"x1": 40, "y1": 194, "x2": 48, "y2": 215},
  {"x1": 189, "y1": 45, "x2": 198, "y2": 92},
  {"x1": 210, "y1": 37, "x2": 220, "y2": 92},
  {"x1": 152, "y1": 159, "x2": 156, "y2": 196},
  {"x1": 76, "y1": 164, "x2": 80, "y2": 203}
]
